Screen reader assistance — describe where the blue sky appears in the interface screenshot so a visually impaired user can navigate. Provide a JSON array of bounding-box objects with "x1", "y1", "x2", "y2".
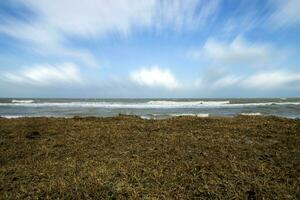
[{"x1": 0, "y1": 0, "x2": 299, "y2": 98}]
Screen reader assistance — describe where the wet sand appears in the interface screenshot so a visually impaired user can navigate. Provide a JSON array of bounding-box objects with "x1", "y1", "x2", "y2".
[{"x1": 0, "y1": 115, "x2": 299, "y2": 199}]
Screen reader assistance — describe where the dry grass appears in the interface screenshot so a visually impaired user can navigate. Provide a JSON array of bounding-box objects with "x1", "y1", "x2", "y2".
[{"x1": 0, "y1": 115, "x2": 299, "y2": 199}]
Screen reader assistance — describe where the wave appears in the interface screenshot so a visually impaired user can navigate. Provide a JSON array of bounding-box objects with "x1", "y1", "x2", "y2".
[
  {"x1": 239, "y1": 113, "x2": 262, "y2": 116},
  {"x1": 0, "y1": 115, "x2": 73, "y2": 119},
  {"x1": 0, "y1": 101, "x2": 227, "y2": 108},
  {"x1": 0, "y1": 113, "x2": 296, "y2": 119},
  {"x1": 139, "y1": 116, "x2": 152, "y2": 120},
  {"x1": 169, "y1": 113, "x2": 210, "y2": 117},
  {"x1": 230, "y1": 102, "x2": 300, "y2": 107},
  {"x1": 11, "y1": 99, "x2": 34, "y2": 103},
  {"x1": 0, "y1": 100, "x2": 300, "y2": 108},
  {"x1": 0, "y1": 115, "x2": 25, "y2": 118},
  {"x1": 147, "y1": 100, "x2": 230, "y2": 106}
]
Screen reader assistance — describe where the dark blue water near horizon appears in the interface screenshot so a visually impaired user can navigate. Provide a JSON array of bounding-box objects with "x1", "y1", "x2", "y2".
[{"x1": 0, "y1": 98, "x2": 299, "y2": 119}]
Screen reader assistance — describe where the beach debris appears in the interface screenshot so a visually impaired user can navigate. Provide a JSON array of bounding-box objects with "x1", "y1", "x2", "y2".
[
  {"x1": 246, "y1": 189, "x2": 257, "y2": 200},
  {"x1": 25, "y1": 131, "x2": 41, "y2": 139}
]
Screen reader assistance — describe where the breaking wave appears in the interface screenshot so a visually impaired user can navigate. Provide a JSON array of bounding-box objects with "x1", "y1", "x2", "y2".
[
  {"x1": 139, "y1": 113, "x2": 210, "y2": 119},
  {"x1": 0, "y1": 100, "x2": 299, "y2": 108},
  {"x1": 11, "y1": 100, "x2": 34, "y2": 103},
  {"x1": 0, "y1": 100, "x2": 230, "y2": 108},
  {"x1": 0, "y1": 115, "x2": 25, "y2": 119},
  {"x1": 169, "y1": 113, "x2": 210, "y2": 117},
  {"x1": 239, "y1": 113, "x2": 262, "y2": 116},
  {"x1": 147, "y1": 100, "x2": 230, "y2": 106}
]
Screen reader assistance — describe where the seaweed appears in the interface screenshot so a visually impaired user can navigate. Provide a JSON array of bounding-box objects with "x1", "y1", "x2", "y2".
[{"x1": 0, "y1": 116, "x2": 299, "y2": 199}]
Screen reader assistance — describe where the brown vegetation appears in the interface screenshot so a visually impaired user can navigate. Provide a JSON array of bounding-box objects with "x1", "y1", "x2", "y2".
[{"x1": 0, "y1": 115, "x2": 299, "y2": 199}]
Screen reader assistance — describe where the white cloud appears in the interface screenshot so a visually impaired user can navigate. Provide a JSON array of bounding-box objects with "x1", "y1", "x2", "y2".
[
  {"x1": 19, "y1": 0, "x2": 219, "y2": 36},
  {"x1": 21, "y1": 0, "x2": 155, "y2": 37},
  {"x1": 271, "y1": 0, "x2": 300, "y2": 27},
  {"x1": 211, "y1": 75, "x2": 242, "y2": 88},
  {"x1": 4, "y1": 63, "x2": 83, "y2": 86},
  {"x1": 0, "y1": 21, "x2": 62, "y2": 49},
  {"x1": 0, "y1": 0, "x2": 220, "y2": 68},
  {"x1": 194, "y1": 69, "x2": 242, "y2": 89},
  {"x1": 154, "y1": 0, "x2": 219, "y2": 31},
  {"x1": 0, "y1": 0, "x2": 220, "y2": 40},
  {"x1": 130, "y1": 66, "x2": 180, "y2": 90},
  {"x1": 243, "y1": 70, "x2": 300, "y2": 89},
  {"x1": 189, "y1": 37, "x2": 272, "y2": 66},
  {"x1": 0, "y1": 21, "x2": 98, "y2": 68},
  {"x1": 196, "y1": 70, "x2": 300, "y2": 90}
]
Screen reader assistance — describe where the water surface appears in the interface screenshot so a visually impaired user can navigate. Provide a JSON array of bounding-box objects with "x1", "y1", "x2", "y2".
[{"x1": 0, "y1": 98, "x2": 299, "y2": 119}]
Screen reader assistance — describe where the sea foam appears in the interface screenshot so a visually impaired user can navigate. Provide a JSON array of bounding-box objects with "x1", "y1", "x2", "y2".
[
  {"x1": 0, "y1": 100, "x2": 299, "y2": 108},
  {"x1": 169, "y1": 113, "x2": 209, "y2": 117},
  {"x1": 147, "y1": 100, "x2": 229, "y2": 106},
  {"x1": 240, "y1": 113, "x2": 262, "y2": 116},
  {"x1": 0, "y1": 115, "x2": 24, "y2": 119},
  {"x1": 11, "y1": 100, "x2": 34, "y2": 103}
]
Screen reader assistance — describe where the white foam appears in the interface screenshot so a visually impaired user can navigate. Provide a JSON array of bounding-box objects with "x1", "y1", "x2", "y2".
[
  {"x1": 140, "y1": 115, "x2": 152, "y2": 120},
  {"x1": 240, "y1": 113, "x2": 262, "y2": 116},
  {"x1": 0, "y1": 101, "x2": 227, "y2": 108},
  {"x1": 0, "y1": 100, "x2": 299, "y2": 108},
  {"x1": 0, "y1": 115, "x2": 25, "y2": 118},
  {"x1": 139, "y1": 113, "x2": 210, "y2": 119},
  {"x1": 147, "y1": 100, "x2": 230, "y2": 106},
  {"x1": 196, "y1": 113, "x2": 210, "y2": 117},
  {"x1": 169, "y1": 113, "x2": 209, "y2": 117},
  {"x1": 0, "y1": 115, "x2": 73, "y2": 118},
  {"x1": 231, "y1": 102, "x2": 300, "y2": 107},
  {"x1": 11, "y1": 99, "x2": 34, "y2": 103}
]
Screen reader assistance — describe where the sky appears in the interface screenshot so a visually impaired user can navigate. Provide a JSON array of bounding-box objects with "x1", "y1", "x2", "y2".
[{"x1": 0, "y1": 0, "x2": 300, "y2": 98}]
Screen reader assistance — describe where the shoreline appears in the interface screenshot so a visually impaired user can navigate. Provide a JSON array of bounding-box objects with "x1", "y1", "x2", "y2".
[
  {"x1": 0, "y1": 113, "x2": 299, "y2": 120},
  {"x1": 1, "y1": 115, "x2": 299, "y2": 199}
]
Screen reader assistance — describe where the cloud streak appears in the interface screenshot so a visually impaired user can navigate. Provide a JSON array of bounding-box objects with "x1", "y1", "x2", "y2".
[
  {"x1": 4, "y1": 63, "x2": 83, "y2": 86},
  {"x1": 188, "y1": 37, "x2": 273, "y2": 66},
  {"x1": 0, "y1": 0, "x2": 220, "y2": 68},
  {"x1": 1, "y1": 0, "x2": 220, "y2": 40},
  {"x1": 19, "y1": 0, "x2": 219, "y2": 36},
  {"x1": 270, "y1": 0, "x2": 300, "y2": 28},
  {"x1": 243, "y1": 70, "x2": 300, "y2": 89},
  {"x1": 196, "y1": 70, "x2": 300, "y2": 91}
]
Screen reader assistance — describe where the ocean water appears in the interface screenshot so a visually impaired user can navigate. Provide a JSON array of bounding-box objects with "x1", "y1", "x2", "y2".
[{"x1": 0, "y1": 98, "x2": 300, "y2": 119}]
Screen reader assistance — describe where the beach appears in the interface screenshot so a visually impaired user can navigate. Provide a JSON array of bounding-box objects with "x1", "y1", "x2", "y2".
[{"x1": 0, "y1": 115, "x2": 299, "y2": 199}]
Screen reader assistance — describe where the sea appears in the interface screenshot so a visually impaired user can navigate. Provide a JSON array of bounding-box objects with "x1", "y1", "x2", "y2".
[{"x1": 0, "y1": 98, "x2": 300, "y2": 119}]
